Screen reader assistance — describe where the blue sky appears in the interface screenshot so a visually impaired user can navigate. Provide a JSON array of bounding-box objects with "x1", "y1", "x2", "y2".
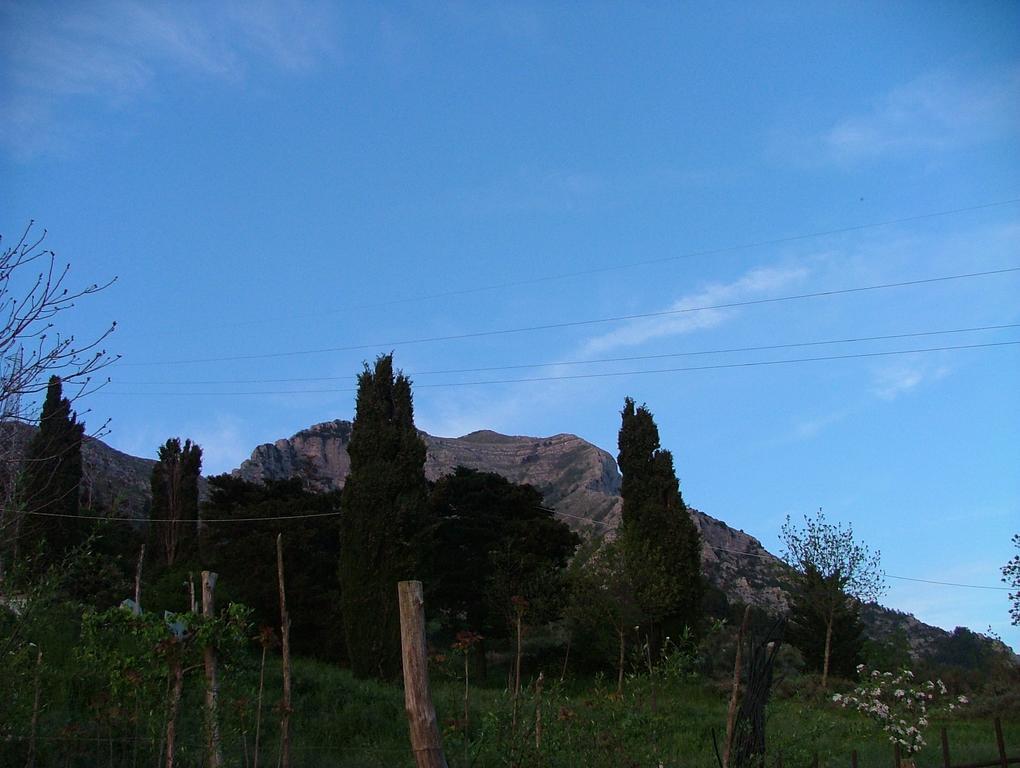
[{"x1": 2, "y1": 1, "x2": 1018, "y2": 649}]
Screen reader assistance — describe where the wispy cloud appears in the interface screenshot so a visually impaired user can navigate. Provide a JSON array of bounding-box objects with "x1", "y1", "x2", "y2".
[
  {"x1": 794, "y1": 409, "x2": 849, "y2": 440},
  {"x1": 823, "y1": 68, "x2": 1020, "y2": 162},
  {"x1": 577, "y1": 264, "x2": 810, "y2": 357},
  {"x1": 0, "y1": 0, "x2": 339, "y2": 156},
  {"x1": 872, "y1": 361, "x2": 950, "y2": 401}
]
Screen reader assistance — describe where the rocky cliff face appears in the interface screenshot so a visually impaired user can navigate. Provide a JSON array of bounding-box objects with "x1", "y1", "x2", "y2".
[{"x1": 233, "y1": 420, "x2": 623, "y2": 528}]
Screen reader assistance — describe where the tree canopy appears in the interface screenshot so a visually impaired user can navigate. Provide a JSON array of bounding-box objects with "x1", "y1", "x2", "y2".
[
  {"x1": 780, "y1": 509, "x2": 884, "y2": 688},
  {"x1": 150, "y1": 437, "x2": 202, "y2": 567},
  {"x1": 430, "y1": 466, "x2": 579, "y2": 639},
  {"x1": 338, "y1": 353, "x2": 431, "y2": 680},
  {"x1": 200, "y1": 475, "x2": 345, "y2": 661},
  {"x1": 19, "y1": 376, "x2": 85, "y2": 565},
  {"x1": 617, "y1": 397, "x2": 703, "y2": 641}
]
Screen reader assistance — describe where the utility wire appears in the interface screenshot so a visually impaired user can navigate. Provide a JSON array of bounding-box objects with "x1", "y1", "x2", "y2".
[
  {"x1": 121, "y1": 266, "x2": 1020, "y2": 366},
  {"x1": 28, "y1": 508, "x2": 1007, "y2": 591},
  {"x1": 544, "y1": 513, "x2": 1012, "y2": 591},
  {"x1": 188, "y1": 197, "x2": 1020, "y2": 326},
  {"x1": 116, "y1": 323, "x2": 1020, "y2": 386},
  {"x1": 104, "y1": 340, "x2": 1020, "y2": 396},
  {"x1": 19, "y1": 510, "x2": 343, "y2": 523}
]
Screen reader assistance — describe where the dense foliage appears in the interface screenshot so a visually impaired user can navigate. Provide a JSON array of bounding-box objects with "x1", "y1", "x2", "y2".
[
  {"x1": 19, "y1": 376, "x2": 84, "y2": 565},
  {"x1": 339, "y1": 353, "x2": 431, "y2": 679},
  {"x1": 150, "y1": 437, "x2": 202, "y2": 566},
  {"x1": 787, "y1": 565, "x2": 865, "y2": 678},
  {"x1": 200, "y1": 475, "x2": 345, "y2": 661},
  {"x1": 430, "y1": 467, "x2": 579, "y2": 642},
  {"x1": 616, "y1": 397, "x2": 703, "y2": 645},
  {"x1": 780, "y1": 509, "x2": 884, "y2": 689}
]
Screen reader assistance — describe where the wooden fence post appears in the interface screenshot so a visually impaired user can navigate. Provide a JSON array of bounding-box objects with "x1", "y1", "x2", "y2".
[
  {"x1": 202, "y1": 571, "x2": 223, "y2": 768},
  {"x1": 398, "y1": 580, "x2": 448, "y2": 768},
  {"x1": 851, "y1": 750, "x2": 858, "y2": 768},
  {"x1": 995, "y1": 718, "x2": 1008, "y2": 768},
  {"x1": 894, "y1": 742, "x2": 901, "y2": 768},
  {"x1": 941, "y1": 727, "x2": 950, "y2": 768},
  {"x1": 133, "y1": 544, "x2": 145, "y2": 613},
  {"x1": 723, "y1": 605, "x2": 751, "y2": 768},
  {"x1": 276, "y1": 534, "x2": 292, "y2": 768}
]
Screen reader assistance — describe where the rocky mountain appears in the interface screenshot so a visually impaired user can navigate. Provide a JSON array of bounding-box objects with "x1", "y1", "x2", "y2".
[
  {"x1": 234, "y1": 420, "x2": 622, "y2": 528},
  {"x1": 231, "y1": 419, "x2": 992, "y2": 660}
]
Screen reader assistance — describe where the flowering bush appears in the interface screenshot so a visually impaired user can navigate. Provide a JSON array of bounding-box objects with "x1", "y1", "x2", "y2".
[{"x1": 832, "y1": 664, "x2": 968, "y2": 754}]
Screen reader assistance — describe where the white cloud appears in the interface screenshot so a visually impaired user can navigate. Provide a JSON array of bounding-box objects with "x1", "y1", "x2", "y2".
[
  {"x1": 872, "y1": 361, "x2": 950, "y2": 401},
  {"x1": 577, "y1": 264, "x2": 810, "y2": 357},
  {"x1": 0, "y1": 0, "x2": 339, "y2": 155},
  {"x1": 823, "y1": 68, "x2": 1020, "y2": 162},
  {"x1": 794, "y1": 409, "x2": 849, "y2": 440}
]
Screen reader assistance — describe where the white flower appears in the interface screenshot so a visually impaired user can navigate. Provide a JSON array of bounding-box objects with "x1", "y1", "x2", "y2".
[{"x1": 957, "y1": 695, "x2": 968, "y2": 704}]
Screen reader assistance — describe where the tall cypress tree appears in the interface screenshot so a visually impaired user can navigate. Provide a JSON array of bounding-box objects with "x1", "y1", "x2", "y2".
[
  {"x1": 150, "y1": 437, "x2": 202, "y2": 567},
  {"x1": 21, "y1": 376, "x2": 85, "y2": 562},
  {"x1": 339, "y1": 354, "x2": 430, "y2": 680},
  {"x1": 617, "y1": 397, "x2": 703, "y2": 641}
]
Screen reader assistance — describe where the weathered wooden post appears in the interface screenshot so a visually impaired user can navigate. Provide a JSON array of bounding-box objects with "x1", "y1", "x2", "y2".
[
  {"x1": 723, "y1": 605, "x2": 751, "y2": 768},
  {"x1": 133, "y1": 544, "x2": 145, "y2": 613},
  {"x1": 941, "y1": 727, "x2": 951, "y2": 768},
  {"x1": 201, "y1": 571, "x2": 223, "y2": 768},
  {"x1": 276, "y1": 534, "x2": 292, "y2": 768},
  {"x1": 398, "y1": 580, "x2": 448, "y2": 768},
  {"x1": 851, "y1": 750, "x2": 858, "y2": 768}
]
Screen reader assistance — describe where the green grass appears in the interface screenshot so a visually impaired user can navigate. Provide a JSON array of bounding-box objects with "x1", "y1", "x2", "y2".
[{"x1": 4, "y1": 644, "x2": 1017, "y2": 767}]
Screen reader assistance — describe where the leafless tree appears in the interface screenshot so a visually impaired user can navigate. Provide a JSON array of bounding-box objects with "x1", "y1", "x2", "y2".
[{"x1": 0, "y1": 221, "x2": 118, "y2": 569}]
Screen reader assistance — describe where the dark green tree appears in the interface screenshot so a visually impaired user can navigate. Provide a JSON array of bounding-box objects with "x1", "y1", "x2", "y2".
[
  {"x1": 20, "y1": 376, "x2": 85, "y2": 562},
  {"x1": 779, "y1": 509, "x2": 884, "y2": 689},
  {"x1": 616, "y1": 397, "x2": 703, "y2": 645},
  {"x1": 150, "y1": 437, "x2": 202, "y2": 567},
  {"x1": 430, "y1": 467, "x2": 579, "y2": 675},
  {"x1": 339, "y1": 354, "x2": 430, "y2": 680},
  {"x1": 200, "y1": 475, "x2": 345, "y2": 661},
  {"x1": 787, "y1": 564, "x2": 865, "y2": 679}
]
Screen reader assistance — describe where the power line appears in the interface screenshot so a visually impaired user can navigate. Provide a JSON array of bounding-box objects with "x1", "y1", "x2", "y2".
[
  {"x1": 19, "y1": 509, "x2": 342, "y2": 523},
  {"x1": 193, "y1": 197, "x2": 1020, "y2": 326},
  {"x1": 116, "y1": 323, "x2": 1020, "y2": 386},
  {"x1": 21, "y1": 510, "x2": 1010, "y2": 592},
  {"x1": 122, "y1": 266, "x2": 1020, "y2": 366},
  {"x1": 881, "y1": 573, "x2": 1011, "y2": 592},
  {"x1": 554, "y1": 513, "x2": 1011, "y2": 591},
  {"x1": 103, "y1": 340, "x2": 1020, "y2": 396}
]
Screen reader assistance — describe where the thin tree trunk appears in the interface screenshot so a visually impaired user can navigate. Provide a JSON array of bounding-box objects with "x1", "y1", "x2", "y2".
[
  {"x1": 617, "y1": 626, "x2": 626, "y2": 694},
  {"x1": 560, "y1": 635, "x2": 571, "y2": 683},
  {"x1": 25, "y1": 646, "x2": 42, "y2": 768},
  {"x1": 512, "y1": 612, "x2": 523, "y2": 729},
  {"x1": 164, "y1": 655, "x2": 184, "y2": 768},
  {"x1": 276, "y1": 535, "x2": 292, "y2": 768},
  {"x1": 253, "y1": 644, "x2": 267, "y2": 768},
  {"x1": 188, "y1": 573, "x2": 196, "y2": 614},
  {"x1": 397, "y1": 580, "x2": 448, "y2": 768},
  {"x1": 821, "y1": 606, "x2": 834, "y2": 691},
  {"x1": 515, "y1": 613, "x2": 523, "y2": 697},
  {"x1": 133, "y1": 544, "x2": 145, "y2": 613},
  {"x1": 202, "y1": 571, "x2": 223, "y2": 768},
  {"x1": 534, "y1": 672, "x2": 544, "y2": 751},
  {"x1": 723, "y1": 605, "x2": 751, "y2": 768}
]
